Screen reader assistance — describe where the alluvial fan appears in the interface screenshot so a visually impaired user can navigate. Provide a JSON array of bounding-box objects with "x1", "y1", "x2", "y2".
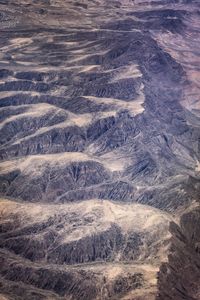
[{"x1": 0, "y1": 0, "x2": 200, "y2": 299}]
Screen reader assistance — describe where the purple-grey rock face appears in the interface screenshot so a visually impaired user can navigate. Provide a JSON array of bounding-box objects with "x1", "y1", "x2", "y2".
[{"x1": 0, "y1": 0, "x2": 199, "y2": 299}]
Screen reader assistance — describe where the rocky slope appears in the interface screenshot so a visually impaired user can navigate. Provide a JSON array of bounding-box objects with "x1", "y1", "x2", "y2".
[
  {"x1": 0, "y1": 0, "x2": 199, "y2": 299},
  {"x1": 157, "y1": 206, "x2": 200, "y2": 300}
]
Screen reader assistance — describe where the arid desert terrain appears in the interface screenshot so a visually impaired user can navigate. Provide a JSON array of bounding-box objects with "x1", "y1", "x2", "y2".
[{"x1": 0, "y1": 0, "x2": 200, "y2": 299}]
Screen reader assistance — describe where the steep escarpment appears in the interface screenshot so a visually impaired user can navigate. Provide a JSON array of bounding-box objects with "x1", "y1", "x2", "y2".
[{"x1": 157, "y1": 207, "x2": 200, "y2": 300}]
